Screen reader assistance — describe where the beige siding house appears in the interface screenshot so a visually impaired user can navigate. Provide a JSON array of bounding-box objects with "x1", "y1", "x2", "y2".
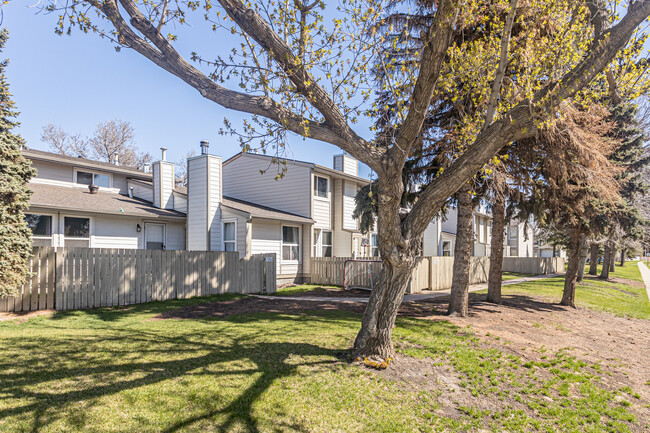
[{"x1": 23, "y1": 145, "x2": 373, "y2": 284}]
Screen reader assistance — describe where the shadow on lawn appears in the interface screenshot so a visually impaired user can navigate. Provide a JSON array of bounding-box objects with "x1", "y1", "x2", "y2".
[{"x1": 0, "y1": 314, "x2": 343, "y2": 433}]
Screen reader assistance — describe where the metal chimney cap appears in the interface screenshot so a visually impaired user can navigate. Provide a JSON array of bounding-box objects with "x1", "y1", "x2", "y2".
[
  {"x1": 160, "y1": 147, "x2": 167, "y2": 161},
  {"x1": 200, "y1": 141, "x2": 209, "y2": 155}
]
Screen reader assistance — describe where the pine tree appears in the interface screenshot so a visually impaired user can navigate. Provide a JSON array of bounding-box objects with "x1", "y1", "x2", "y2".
[{"x1": 0, "y1": 29, "x2": 36, "y2": 297}]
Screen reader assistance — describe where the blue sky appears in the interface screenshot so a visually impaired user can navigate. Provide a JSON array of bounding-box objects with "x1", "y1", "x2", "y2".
[{"x1": 1, "y1": 1, "x2": 374, "y2": 178}]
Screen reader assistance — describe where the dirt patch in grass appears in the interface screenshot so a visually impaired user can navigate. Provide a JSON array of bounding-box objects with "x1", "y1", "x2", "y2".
[
  {"x1": 442, "y1": 294, "x2": 650, "y2": 411},
  {"x1": 583, "y1": 274, "x2": 645, "y2": 288},
  {"x1": 154, "y1": 296, "x2": 367, "y2": 319},
  {"x1": 0, "y1": 310, "x2": 54, "y2": 322}
]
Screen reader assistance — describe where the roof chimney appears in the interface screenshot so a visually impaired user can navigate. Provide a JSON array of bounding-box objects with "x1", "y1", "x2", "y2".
[
  {"x1": 161, "y1": 147, "x2": 167, "y2": 161},
  {"x1": 200, "y1": 140, "x2": 209, "y2": 155},
  {"x1": 112, "y1": 154, "x2": 119, "y2": 165},
  {"x1": 143, "y1": 162, "x2": 151, "y2": 173}
]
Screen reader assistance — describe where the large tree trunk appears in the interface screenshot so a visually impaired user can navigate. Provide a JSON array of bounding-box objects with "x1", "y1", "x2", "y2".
[
  {"x1": 561, "y1": 227, "x2": 582, "y2": 307},
  {"x1": 576, "y1": 235, "x2": 588, "y2": 283},
  {"x1": 448, "y1": 191, "x2": 474, "y2": 317},
  {"x1": 609, "y1": 245, "x2": 616, "y2": 273},
  {"x1": 487, "y1": 189, "x2": 505, "y2": 304},
  {"x1": 600, "y1": 242, "x2": 611, "y2": 279},
  {"x1": 619, "y1": 248, "x2": 626, "y2": 266},
  {"x1": 588, "y1": 243, "x2": 599, "y2": 275},
  {"x1": 353, "y1": 176, "x2": 419, "y2": 360}
]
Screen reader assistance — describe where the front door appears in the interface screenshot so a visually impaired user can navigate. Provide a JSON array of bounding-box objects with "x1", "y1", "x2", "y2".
[{"x1": 145, "y1": 223, "x2": 165, "y2": 250}]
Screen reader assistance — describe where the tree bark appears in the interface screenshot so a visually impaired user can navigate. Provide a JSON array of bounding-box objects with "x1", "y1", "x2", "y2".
[
  {"x1": 487, "y1": 189, "x2": 506, "y2": 304},
  {"x1": 589, "y1": 243, "x2": 599, "y2": 275},
  {"x1": 619, "y1": 248, "x2": 626, "y2": 266},
  {"x1": 561, "y1": 227, "x2": 582, "y2": 307},
  {"x1": 448, "y1": 191, "x2": 474, "y2": 317},
  {"x1": 609, "y1": 245, "x2": 616, "y2": 273},
  {"x1": 352, "y1": 175, "x2": 419, "y2": 360},
  {"x1": 600, "y1": 242, "x2": 611, "y2": 279},
  {"x1": 576, "y1": 235, "x2": 588, "y2": 283}
]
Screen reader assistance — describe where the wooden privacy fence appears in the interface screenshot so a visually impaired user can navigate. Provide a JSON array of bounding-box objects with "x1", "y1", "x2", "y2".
[
  {"x1": 311, "y1": 256, "x2": 565, "y2": 294},
  {"x1": 0, "y1": 247, "x2": 276, "y2": 313}
]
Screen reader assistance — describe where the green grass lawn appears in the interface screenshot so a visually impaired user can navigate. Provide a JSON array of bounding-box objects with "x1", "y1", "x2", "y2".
[
  {"x1": 0, "y1": 291, "x2": 647, "y2": 432},
  {"x1": 486, "y1": 261, "x2": 650, "y2": 319},
  {"x1": 270, "y1": 284, "x2": 343, "y2": 296},
  {"x1": 501, "y1": 272, "x2": 535, "y2": 281}
]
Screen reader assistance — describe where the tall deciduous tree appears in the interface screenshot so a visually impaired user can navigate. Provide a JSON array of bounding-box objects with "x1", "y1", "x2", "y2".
[
  {"x1": 45, "y1": 0, "x2": 650, "y2": 359},
  {"x1": 0, "y1": 29, "x2": 36, "y2": 297},
  {"x1": 42, "y1": 120, "x2": 153, "y2": 168}
]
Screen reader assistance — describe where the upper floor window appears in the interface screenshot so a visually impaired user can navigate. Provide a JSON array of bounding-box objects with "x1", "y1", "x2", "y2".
[
  {"x1": 25, "y1": 214, "x2": 53, "y2": 247},
  {"x1": 76, "y1": 170, "x2": 111, "y2": 188},
  {"x1": 223, "y1": 221, "x2": 237, "y2": 252},
  {"x1": 442, "y1": 241, "x2": 452, "y2": 257},
  {"x1": 314, "y1": 176, "x2": 328, "y2": 199}
]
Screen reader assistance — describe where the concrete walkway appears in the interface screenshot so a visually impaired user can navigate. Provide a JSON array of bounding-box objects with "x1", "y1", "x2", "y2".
[
  {"x1": 637, "y1": 262, "x2": 650, "y2": 301},
  {"x1": 255, "y1": 273, "x2": 563, "y2": 304}
]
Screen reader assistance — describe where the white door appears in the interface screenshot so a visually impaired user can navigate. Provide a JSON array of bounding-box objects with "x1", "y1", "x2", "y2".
[{"x1": 145, "y1": 223, "x2": 165, "y2": 250}]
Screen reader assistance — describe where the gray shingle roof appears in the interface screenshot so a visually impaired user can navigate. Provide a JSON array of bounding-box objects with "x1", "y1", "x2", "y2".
[
  {"x1": 221, "y1": 196, "x2": 314, "y2": 224},
  {"x1": 24, "y1": 149, "x2": 153, "y2": 180},
  {"x1": 28, "y1": 182, "x2": 186, "y2": 219}
]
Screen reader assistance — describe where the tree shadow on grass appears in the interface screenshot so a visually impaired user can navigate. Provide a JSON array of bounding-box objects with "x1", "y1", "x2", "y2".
[{"x1": 0, "y1": 316, "x2": 344, "y2": 433}]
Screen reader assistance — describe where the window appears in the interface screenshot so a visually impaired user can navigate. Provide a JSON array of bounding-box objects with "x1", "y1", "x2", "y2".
[
  {"x1": 282, "y1": 226, "x2": 300, "y2": 261},
  {"x1": 25, "y1": 214, "x2": 53, "y2": 247},
  {"x1": 313, "y1": 229, "x2": 320, "y2": 257},
  {"x1": 321, "y1": 231, "x2": 332, "y2": 257},
  {"x1": 223, "y1": 221, "x2": 236, "y2": 252},
  {"x1": 314, "y1": 176, "x2": 328, "y2": 199},
  {"x1": 76, "y1": 170, "x2": 111, "y2": 188},
  {"x1": 442, "y1": 241, "x2": 452, "y2": 257},
  {"x1": 370, "y1": 234, "x2": 379, "y2": 257},
  {"x1": 64, "y1": 217, "x2": 90, "y2": 248}
]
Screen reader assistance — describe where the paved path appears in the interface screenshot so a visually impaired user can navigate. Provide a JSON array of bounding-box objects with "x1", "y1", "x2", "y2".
[
  {"x1": 254, "y1": 273, "x2": 563, "y2": 304},
  {"x1": 637, "y1": 262, "x2": 650, "y2": 301}
]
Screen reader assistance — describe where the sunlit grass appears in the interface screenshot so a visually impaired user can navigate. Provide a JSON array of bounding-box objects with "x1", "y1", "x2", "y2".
[
  {"x1": 482, "y1": 261, "x2": 650, "y2": 319},
  {"x1": 0, "y1": 290, "x2": 645, "y2": 432}
]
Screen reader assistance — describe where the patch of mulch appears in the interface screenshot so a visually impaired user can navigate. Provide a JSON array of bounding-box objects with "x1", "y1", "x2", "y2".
[
  {"x1": 276, "y1": 287, "x2": 371, "y2": 298},
  {"x1": 0, "y1": 310, "x2": 54, "y2": 322},
  {"x1": 153, "y1": 296, "x2": 366, "y2": 320}
]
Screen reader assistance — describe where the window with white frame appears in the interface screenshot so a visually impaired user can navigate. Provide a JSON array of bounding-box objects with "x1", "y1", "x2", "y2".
[
  {"x1": 223, "y1": 220, "x2": 237, "y2": 252},
  {"x1": 321, "y1": 231, "x2": 332, "y2": 257},
  {"x1": 25, "y1": 214, "x2": 53, "y2": 247},
  {"x1": 370, "y1": 233, "x2": 379, "y2": 257},
  {"x1": 442, "y1": 241, "x2": 452, "y2": 256},
  {"x1": 64, "y1": 216, "x2": 90, "y2": 248},
  {"x1": 314, "y1": 176, "x2": 328, "y2": 199},
  {"x1": 75, "y1": 170, "x2": 111, "y2": 188},
  {"x1": 282, "y1": 226, "x2": 300, "y2": 261},
  {"x1": 313, "y1": 229, "x2": 320, "y2": 256}
]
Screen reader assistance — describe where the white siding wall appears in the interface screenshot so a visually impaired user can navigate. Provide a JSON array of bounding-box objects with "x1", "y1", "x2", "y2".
[
  {"x1": 251, "y1": 220, "x2": 282, "y2": 275},
  {"x1": 207, "y1": 156, "x2": 223, "y2": 252},
  {"x1": 173, "y1": 192, "x2": 187, "y2": 213},
  {"x1": 223, "y1": 154, "x2": 311, "y2": 217},
  {"x1": 166, "y1": 221, "x2": 186, "y2": 250},
  {"x1": 128, "y1": 181, "x2": 154, "y2": 202},
  {"x1": 112, "y1": 174, "x2": 128, "y2": 194},
  {"x1": 342, "y1": 181, "x2": 357, "y2": 231},
  {"x1": 333, "y1": 154, "x2": 359, "y2": 176},
  {"x1": 31, "y1": 160, "x2": 73, "y2": 183},
  {"x1": 221, "y1": 207, "x2": 248, "y2": 258},
  {"x1": 333, "y1": 229, "x2": 351, "y2": 257},
  {"x1": 423, "y1": 218, "x2": 442, "y2": 256},
  {"x1": 187, "y1": 157, "x2": 208, "y2": 250},
  {"x1": 313, "y1": 199, "x2": 331, "y2": 229},
  {"x1": 441, "y1": 207, "x2": 458, "y2": 234},
  {"x1": 152, "y1": 161, "x2": 175, "y2": 209},
  {"x1": 92, "y1": 215, "x2": 140, "y2": 249}
]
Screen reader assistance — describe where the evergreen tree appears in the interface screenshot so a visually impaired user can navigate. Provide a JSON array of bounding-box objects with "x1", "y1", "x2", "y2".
[{"x1": 0, "y1": 29, "x2": 36, "y2": 297}]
